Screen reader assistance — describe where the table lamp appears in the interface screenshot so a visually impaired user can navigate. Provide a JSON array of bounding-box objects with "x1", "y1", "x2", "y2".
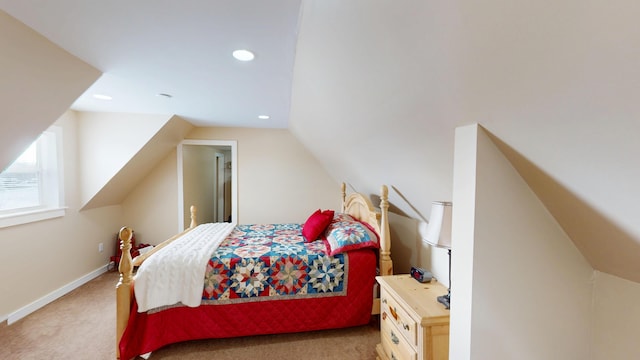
[{"x1": 422, "y1": 201, "x2": 452, "y2": 309}]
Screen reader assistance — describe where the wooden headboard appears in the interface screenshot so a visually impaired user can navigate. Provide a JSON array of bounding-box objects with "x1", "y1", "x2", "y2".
[{"x1": 340, "y1": 183, "x2": 393, "y2": 277}]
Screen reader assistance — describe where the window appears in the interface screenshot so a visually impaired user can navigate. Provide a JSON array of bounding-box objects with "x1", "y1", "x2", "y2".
[{"x1": 0, "y1": 126, "x2": 65, "y2": 228}]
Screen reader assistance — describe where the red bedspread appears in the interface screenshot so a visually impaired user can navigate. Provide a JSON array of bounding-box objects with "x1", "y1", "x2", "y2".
[{"x1": 119, "y1": 223, "x2": 377, "y2": 359}]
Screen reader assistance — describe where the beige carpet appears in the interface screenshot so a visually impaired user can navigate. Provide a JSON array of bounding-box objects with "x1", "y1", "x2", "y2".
[{"x1": 0, "y1": 271, "x2": 380, "y2": 359}]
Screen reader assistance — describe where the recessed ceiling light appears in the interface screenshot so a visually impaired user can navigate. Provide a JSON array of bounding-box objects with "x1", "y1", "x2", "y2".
[
  {"x1": 92, "y1": 94, "x2": 112, "y2": 100},
  {"x1": 232, "y1": 49, "x2": 255, "y2": 61},
  {"x1": 258, "y1": 115, "x2": 270, "y2": 120}
]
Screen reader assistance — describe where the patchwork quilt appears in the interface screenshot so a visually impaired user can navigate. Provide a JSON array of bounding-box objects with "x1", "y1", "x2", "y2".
[{"x1": 202, "y1": 223, "x2": 348, "y2": 304}]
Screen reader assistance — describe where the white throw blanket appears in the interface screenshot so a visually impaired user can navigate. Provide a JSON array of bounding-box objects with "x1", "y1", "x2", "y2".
[{"x1": 134, "y1": 222, "x2": 236, "y2": 312}]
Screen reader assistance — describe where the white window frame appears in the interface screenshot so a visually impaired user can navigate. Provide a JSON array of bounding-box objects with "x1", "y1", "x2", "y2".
[{"x1": 0, "y1": 126, "x2": 66, "y2": 228}]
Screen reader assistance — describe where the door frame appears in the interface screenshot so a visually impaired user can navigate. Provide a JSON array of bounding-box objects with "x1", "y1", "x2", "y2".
[{"x1": 177, "y1": 139, "x2": 237, "y2": 231}]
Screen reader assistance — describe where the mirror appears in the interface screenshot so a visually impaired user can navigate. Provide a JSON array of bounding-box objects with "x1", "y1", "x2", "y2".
[{"x1": 177, "y1": 139, "x2": 238, "y2": 230}]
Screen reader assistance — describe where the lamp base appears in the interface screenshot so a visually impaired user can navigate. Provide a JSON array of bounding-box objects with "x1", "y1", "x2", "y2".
[{"x1": 437, "y1": 293, "x2": 450, "y2": 310}]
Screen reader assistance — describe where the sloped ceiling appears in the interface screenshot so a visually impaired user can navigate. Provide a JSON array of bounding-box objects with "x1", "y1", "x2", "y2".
[
  {"x1": 0, "y1": 10, "x2": 100, "y2": 172},
  {"x1": 290, "y1": 1, "x2": 640, "y2": 283},
  {"x1": 487, "y1": 129, "x2": 640, "y2": 283},
  {"x1": 290, "y1": 1, "x2": 458, "y2": 217},
  {"x1": 78, "y1": 113, "x2": 193, "y2": 210}
]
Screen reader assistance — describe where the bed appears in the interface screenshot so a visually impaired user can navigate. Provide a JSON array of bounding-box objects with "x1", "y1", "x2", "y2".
[{"x1": 115, "y1": 183, "x2": 393, "y2": 359}]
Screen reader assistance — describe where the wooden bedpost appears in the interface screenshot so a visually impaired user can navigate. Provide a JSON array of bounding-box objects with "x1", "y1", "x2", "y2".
[
  {"x1": 340, "y1": 183, "x2": 346, "y2": 213},
  {"x1": 116, "y1": 227, "x2": 134, "y2": 359},
  {"x1": 379, "y1": 185, "x2": 393, "y2": 276},
  {"x1": 189, "y1": 205, "x2": 197, "y2": 229}
]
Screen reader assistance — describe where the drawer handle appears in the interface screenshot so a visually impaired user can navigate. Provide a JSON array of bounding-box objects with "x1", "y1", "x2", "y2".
[
  {"x1": 402, "y1": 323, "x2": 410, "y2": 331},
  {"x1": 391, "y1": 352, "x2": 398, "y2": 360},
  {"x1": 389, "y1": 306, "x2": 398, "y2": 321},
  {"x1": 382, "y1": 312, "x2": 387, "y2": 320},
  {"x1": 382, "y1": 298, "x2": 388, "y2": 304},
  {"x1": 390, "y1": 330, "x2": 400, "y2": 345}
]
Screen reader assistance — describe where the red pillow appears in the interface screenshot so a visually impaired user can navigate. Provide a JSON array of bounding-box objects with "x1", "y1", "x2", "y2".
[{"x1": 302, "y1": 209, "x2": 335, "y2": 242}]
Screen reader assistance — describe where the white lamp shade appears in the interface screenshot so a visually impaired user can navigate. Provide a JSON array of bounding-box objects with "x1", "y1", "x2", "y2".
[{"x1": 423, "y1": 201, "x2": 452, "y2": 249}]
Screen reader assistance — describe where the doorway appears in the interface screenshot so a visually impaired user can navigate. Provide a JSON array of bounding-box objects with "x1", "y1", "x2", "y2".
[{"x1": 177, "y1": 140, "x2": 237, "y2": 231}]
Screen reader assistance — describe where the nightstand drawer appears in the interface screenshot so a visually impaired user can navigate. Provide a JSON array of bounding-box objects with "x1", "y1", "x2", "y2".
[
  {"x1": 381, "y1": 318, "x2": 417, "y2": 360},
  {"x1": 381, "y1": 289, "x2": 417, "y2": 346}
]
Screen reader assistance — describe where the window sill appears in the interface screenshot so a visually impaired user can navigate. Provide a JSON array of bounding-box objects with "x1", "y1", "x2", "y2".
[{"x1": 0, "y1": 207, "x2": 66, "y2": 229}]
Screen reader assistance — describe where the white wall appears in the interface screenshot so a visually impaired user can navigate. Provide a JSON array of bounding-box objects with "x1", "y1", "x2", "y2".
[
  {"x1": 592, "y1": 271, "x2": 640, "y2": 359},
  {"x1": 449, "y1": 125, "x2": 478, "y2": 359},
  {"x1": 121, "y1": 148, "x2": 181, "y2": 246},
  {"x1": 452, "y1": 124, "x2": 595, "y2": 359}
]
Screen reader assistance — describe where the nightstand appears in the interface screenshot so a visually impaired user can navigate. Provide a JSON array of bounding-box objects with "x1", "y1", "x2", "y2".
[{"x1": 375, "y1": 275, "x2": 450, "y2": 360}]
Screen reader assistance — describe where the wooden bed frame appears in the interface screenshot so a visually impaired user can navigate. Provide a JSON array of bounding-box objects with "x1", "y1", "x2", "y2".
[{"x1": 116, "y1": 183, "x2": 393, "y2": 358}]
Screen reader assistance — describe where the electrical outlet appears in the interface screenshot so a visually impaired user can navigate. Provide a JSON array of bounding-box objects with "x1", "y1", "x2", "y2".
[{"x1": 99, "y1": 242, "x2": 104, "y2": 253}]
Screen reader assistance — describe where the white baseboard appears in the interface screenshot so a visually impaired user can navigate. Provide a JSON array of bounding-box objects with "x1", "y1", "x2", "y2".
[{"x1": 7, "y1": 264, "x2": 109, "y2": 325}]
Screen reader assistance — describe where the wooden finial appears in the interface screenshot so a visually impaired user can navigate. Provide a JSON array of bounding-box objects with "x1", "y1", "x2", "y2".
[
  {"x1": 189, "y1": 205, "x2": 197, "y2": 229},
  {"x1": 381, "y1": 184, "x2": 388, "y2": 200},
  {"x1": 117, "y1": 227, "x2": 133, "y2": 275},
  {"x1": 341, "y1": 183, "x2": 347, "y2": 213}
]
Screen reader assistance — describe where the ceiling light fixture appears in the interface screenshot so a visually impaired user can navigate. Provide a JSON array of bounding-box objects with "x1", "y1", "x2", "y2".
[
  {"x1": 92, "y1": 94, "x2": 112, "y2": 100},
  {"x1": 156, "y1": 93, "x2": 173, "y2": 98},
  {"x1": 258, "y1": 115, "x2": 270, "y2": 120},
  {"x1": 232, "y1": 49, "x2": 255, "y2": 61}
]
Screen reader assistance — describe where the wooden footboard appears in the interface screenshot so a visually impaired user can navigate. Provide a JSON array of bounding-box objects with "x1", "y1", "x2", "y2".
[{"x1": 116, "y1": 206, "x2": 198, "y2": 359}]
